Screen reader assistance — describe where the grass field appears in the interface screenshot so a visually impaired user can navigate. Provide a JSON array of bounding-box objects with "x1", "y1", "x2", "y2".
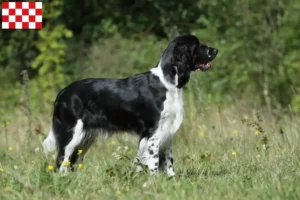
[{"x1": 1, "y1": 103, "x2": 300, "y2": 200}]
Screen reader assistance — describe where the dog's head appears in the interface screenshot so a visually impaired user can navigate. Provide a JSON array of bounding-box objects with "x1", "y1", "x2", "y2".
[{"x1": 160, "y1": 35, "x2": 218, "y2": 88}]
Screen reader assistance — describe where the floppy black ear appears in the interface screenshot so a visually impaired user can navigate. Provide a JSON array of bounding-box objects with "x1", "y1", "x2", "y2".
[{"x1": 172, "y1": 43, "x2": 192, "y2": 88}]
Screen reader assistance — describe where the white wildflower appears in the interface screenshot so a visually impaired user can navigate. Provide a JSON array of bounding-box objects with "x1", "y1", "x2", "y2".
[
  {"x1": 112, "y1": 152, "x2": 121, "y2": 160},
  {"x1": 117, "y1": 146, "x2": 122, "y2": 151},
  {"x1": 142, "y1": 182, "x2": 148, "y2": 188}
]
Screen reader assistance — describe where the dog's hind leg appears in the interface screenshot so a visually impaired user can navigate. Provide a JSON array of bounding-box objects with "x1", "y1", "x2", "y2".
[
  {"x1": 59, "y1": 119, "x2": 86, "y2": 173},
  {"x1": 69, "y1": 131, "x2": 96, "y2": 170},
  {"x1": 135, "y1": 137, "x2": 148, "y2": 172}
]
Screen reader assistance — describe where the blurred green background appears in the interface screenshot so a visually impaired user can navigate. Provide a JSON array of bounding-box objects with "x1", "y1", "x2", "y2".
[
  {"x1": 1, "y1": 0, "x2": 300, "y2": 116},
  {"x1": 1, "y1": 2, "x2": 300, "y2": 199}
]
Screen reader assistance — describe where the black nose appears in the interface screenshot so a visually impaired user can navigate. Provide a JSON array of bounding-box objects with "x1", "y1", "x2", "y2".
[
  {"x1": 208, "y1": 48, "x2": 218, "y2": 57},
  {"x1": 213, "y1": 48, "x2": 218, "y2": 55}
]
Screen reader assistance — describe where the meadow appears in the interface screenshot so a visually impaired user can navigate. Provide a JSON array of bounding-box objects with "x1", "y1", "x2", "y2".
[
  {"x1": 1, "y1": 99, "x2": 300, "y2": 200},
  {"x1": 1, "y1": 1, "x2": 300, "y2": 199}
]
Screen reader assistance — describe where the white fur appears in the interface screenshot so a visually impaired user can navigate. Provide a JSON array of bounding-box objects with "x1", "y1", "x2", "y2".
[
  {"x1": 59, "y1": 119, "x2": 85, "y2": 173},
  {"x1": 42, "y1": 129, "x2": 56, "y2": 154},
  {"x1": 150, "y1": 63, "x2": 184, "y2": 147}
]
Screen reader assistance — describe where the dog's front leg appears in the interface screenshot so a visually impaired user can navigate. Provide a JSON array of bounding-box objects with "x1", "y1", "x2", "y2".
[
  {"x1": 138, "y1": 136, "x2": 160, "y2": 174},
  {"x1": 158, "y1": 140, "x2": 175, "y2": 177},
  {"x1": 164, "y1": 141, "x2": 175, "y2": 177},
  {"x1": 147, "y1": 136, "x2": 160, "y2": 174}
]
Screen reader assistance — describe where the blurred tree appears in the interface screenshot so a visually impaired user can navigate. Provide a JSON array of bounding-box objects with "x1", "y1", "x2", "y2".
[{"x1": 0, "y1": 0, "x2": 299, "y2": 113}]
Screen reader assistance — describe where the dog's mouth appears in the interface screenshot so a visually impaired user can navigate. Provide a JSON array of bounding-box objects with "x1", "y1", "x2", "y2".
[{"x1": 194, "y1": 63, "x2": 212, "y2": 72}]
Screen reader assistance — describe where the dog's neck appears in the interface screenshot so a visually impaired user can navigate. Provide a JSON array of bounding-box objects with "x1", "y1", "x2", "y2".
[{"x1": 150, "y1": 62, "x2": 179, "y2": 92}]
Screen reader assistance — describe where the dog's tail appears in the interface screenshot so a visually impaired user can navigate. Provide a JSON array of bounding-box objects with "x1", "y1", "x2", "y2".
[{"x1": 42, "y1": 128, "x2": 56, "y2": 154}]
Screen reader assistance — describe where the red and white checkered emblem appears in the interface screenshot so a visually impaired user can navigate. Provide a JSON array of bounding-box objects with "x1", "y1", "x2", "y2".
[{"x1": 2, "y1": 2, "x2": 42, "y2": 29}]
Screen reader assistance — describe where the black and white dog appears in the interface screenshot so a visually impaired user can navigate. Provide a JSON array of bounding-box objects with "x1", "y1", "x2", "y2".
[{"x1": 43, "y1": 35, "x2": 218, "y2": 176}]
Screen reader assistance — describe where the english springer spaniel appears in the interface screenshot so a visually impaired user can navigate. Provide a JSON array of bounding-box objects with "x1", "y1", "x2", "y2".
[{"x1": 43, "y1": 35, "x2": 218, "y2": 176}]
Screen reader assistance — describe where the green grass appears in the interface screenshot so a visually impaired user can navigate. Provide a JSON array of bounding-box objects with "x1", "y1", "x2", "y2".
[{"x1": 1, "y1": 106, "x2": 300, "y2": 200}]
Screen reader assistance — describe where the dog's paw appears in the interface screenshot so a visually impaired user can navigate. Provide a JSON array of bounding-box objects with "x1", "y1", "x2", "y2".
[
  {"x1": 135, "y1": 165, "x2": 144, "y2": 173},
  {"x1": 59, "y1": 165, "x2": 69, "y2": 174},
  {"x1": 167, "y1": 171, "x2": 175, "y2": 177}
]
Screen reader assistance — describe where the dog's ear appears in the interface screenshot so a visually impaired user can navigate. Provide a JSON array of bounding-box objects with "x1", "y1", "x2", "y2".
[
  {"x1": 178, "y1": 44, "x2": 188, "y2": 52},
  {"x1": 173, "y1": 43, "x2": 192, "y2": 63},
  {"x1": 189, "y1": 44, "x2": 197, "y2": 58},
  {"x1": 173, "y1": 43, "x2": 188, "y2": 55},
  {"x1": 172, "y1": 43, "x2": 192, "y2": 88}
]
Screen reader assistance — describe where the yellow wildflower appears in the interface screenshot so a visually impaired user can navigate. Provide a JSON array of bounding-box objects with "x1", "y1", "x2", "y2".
[
  {"x1": 47, "y1": 165, "x2": 54, "y2": 171},
  {"x1": 232, "y1": 151, "x2": 237, "y2": 156},
  {"x1": 0, "y1": 168, "x2": 3, "y2": 172},
  {"x1": 78, "y1": 163, "x2": 83, "y2": 170},
  {"x1": 78, "y1": 149, "x2": 83, "y2": 155},
  {"x1": 233, "y1": 130, "x2": 238, "y2": 134},
  {"x1": 63, "y1": 160, "x2": 71, "y2": 166},
  {"x1": 199, "y1": 132, "x2": 205, "y2": 137},
  {"x1": 283, "y1": 148, "x2": 287, "y2": 153},
  {"x1": 117, "y1": 190, "x2": 122, "y2": 195},
  {"x1": 8, "y1": 146, "x2": 13, "y2": 151},
  {"x1": 244, "y1": 116, "x2": 249, "y2": 120},
  {"x1": 109, "y1": 140, "x2": 115, "y2": 146},
  {"x1": 255, "y1": 130, "x2": 259, "y2": 135}
]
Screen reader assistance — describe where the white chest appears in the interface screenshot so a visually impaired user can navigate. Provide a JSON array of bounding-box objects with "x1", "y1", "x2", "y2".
[{"x1": 157, "y1": 89, "x2": 184, "y2": 143}]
